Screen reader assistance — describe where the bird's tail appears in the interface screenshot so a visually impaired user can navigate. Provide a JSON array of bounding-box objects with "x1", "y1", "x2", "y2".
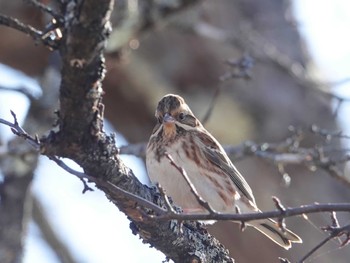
[{"x1": 249, "y1": 218, "x2": 302, "y2": 250}]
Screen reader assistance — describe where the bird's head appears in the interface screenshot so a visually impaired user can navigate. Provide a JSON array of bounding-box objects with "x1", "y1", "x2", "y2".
[{"x1": 152, "y1": 94, "x2": 201, "y2": 138}]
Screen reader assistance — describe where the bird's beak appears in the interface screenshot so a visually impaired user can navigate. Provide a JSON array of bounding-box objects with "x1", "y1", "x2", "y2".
[{"x1": 163, "y1": 113, "x2": 175, "y2": 124}]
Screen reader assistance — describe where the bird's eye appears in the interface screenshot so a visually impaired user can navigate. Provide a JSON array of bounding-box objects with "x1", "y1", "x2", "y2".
[{"x1": 178, "y1": 112, "x2": 186, "y2": 120}]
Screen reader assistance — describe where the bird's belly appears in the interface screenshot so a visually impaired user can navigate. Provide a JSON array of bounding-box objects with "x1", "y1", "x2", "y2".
[{"x1": 146, "y1": 144, "x2": 237, "y2": 213}]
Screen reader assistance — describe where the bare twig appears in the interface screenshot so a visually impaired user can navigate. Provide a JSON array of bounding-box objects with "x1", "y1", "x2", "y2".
[
  {"x1": 47, "y1": 155, "x2": 167, "y2": 215},
  {"x1": 298, "y1": 212, "x2": 350, "y2": 263},
  {"x1": 106, "y1": 182, "x2": 166, "y2": 215},
  {"x1": 0, "y1": 14, "x2": 40, "y2": 40},
  {"x1": 310, "y1": 124, "x2": 350, "y2": 140},
  {"x1": 0, "y1": 111, "x2": 40, "y2": 150},
  {"x1": 272, "y1": 196, "x2": 286, "y2": 232},
  {"x1": 24, "y1": 0, "x2": 61, "y2": 20},
  {"x1": 219, "y1": 54, "x2": 255, "y2": 82},
  {"x1": 156, "y1": 183, "x2": 177, "y2": 214},
  {"x1": 119, "y1": 143, "x2": 147, "y2": 157},
  {"x1": 48, "y1": 156, "x2": 94, "y2": 193},
  {"x1": 279, "y1": 258, "x2": 291, "y2": 263},
  {"x1": 235, "y1": 205, "x2": 246, "y2": 231},
  {"x1": 0, "y1": 112, "x2": 94, "y2": 193},
  {"x1": 154, "y1": 202, "x2": 350, "y2": 222},
  {"x1": 314, "y1": 87, "x2": 350, "y2": 117},
  {"x1": 298, "y1": 236, "x2": 333, "y2": 263},
  {"x1": 201, "y1": 84, "x2": 222, "y2": 125},
  {"x1": 165, "y1": 152, "x2": 217, "y2": 214},
  {"x1": 0, "y1": 14, "x2": 58, "y2": 48},
  {"x1": 202, "y1": 54, "x2": 254, "y2": 125}
]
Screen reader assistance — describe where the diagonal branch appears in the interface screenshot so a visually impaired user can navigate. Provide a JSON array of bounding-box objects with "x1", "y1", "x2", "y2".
[
  {"x1": 298, "y1": 212, "x2": 350, "y2": 263},
  {"x1": 0, "y1": 14, "x2": 57, "y2": 48},
  {"x1": 0, "y1": 14, "x2": 41, "y2": 38},
  {"x1": 165, "y1": 152, "x2": 217, "y2": 214},
  {"x1": 0, "y1": 111, "x2": 40, "y2": 150},
  {"x1": 24, "y1": 0, "x2": 61, "y2": 20}
]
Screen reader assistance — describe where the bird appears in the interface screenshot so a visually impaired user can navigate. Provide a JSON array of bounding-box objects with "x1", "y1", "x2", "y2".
[{"x1": 146, "y1": 94, "x2": 302, "y2": 249}]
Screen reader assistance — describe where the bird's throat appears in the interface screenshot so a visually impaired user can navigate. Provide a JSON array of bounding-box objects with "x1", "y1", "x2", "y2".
[{"x1": 163, "y1": 123, "x2": 177, "y2": 139}]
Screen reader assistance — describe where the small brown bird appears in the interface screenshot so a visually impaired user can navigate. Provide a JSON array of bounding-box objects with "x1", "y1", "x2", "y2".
[{"x1": 146, "y1": 94, "x2": 302, "y2": 249}]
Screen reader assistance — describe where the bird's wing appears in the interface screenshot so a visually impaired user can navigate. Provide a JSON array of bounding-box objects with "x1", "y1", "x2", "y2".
[{"x1": 197, "y1": 130, "x2": 256, "y2": 204}]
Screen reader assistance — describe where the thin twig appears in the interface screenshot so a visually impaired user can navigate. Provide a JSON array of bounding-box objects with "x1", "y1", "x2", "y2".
[
  {"x1": 272, "y1": 196, "x2": 286, "y2": 232},
  {"x1": 156, "y1": 183, "x2": 177, "y2": 214},
  {"x1": 119, "y1": 143, "x2": 147, "y2": 157},
  {"x1": 0, "y1": 14, "x2": 42, "y2": 40},
  {"x1": 24, "y1": 0, "x2": 61, "y2": 20},
  {"x1": 299, "y1": 214, "x2": 350, "y2": 263},
  {"x1": 235, "y1": 205, "x2": 246, "y2": 231},
  {"x1": 279, "y1": 258, "x2": 291, "y2": 263},
  {"x1": 107, "y1": 182, "x2": 166, "y2": 215},
  {"x1": 155, "y1": 203, "x2": 350, "y2": 222},
  {"x1": 48, "y1": 155, "x2": 166, "y2": 214},
  {"x1": 0, "y1": 111, "x2": 41, "y2": 150},
  {"x1": 165, "y1": 152, "x2": 217, "y2": 214},
  {"x1": 0, "y1": 14, "x2": 57, "y2": 48},
  {"x1": 201, "y1": 84, "x2": 222, "y2": 125},
  {"x1": 48, "y1": 155, "x2": 94, "y2": 193},
  {"x1": 202, "y1": 54, "x2": 254, "y2": 125},
  {"x1": 297, "y1": 235, "x2": 333, "y2": 263},
  {"x1": 311, "y1": 124, "x2": 350, "y2": 140}
]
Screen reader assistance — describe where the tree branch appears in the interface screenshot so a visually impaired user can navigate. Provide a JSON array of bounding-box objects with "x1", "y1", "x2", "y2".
[
  {"x1": 23, "y1": 0, "x2": 61, "y2": 20},
  {"x1": 298, "y1": 212, "x2": 350, "y2": 263},
  {"x1": 0, "y1": 14, "x2": 58, "y2": 48}
]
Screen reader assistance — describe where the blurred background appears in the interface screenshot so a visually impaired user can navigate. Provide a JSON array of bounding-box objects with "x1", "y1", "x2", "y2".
[{"x1": 1, "y1": 0, "x2": 350, "y2": 262}]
